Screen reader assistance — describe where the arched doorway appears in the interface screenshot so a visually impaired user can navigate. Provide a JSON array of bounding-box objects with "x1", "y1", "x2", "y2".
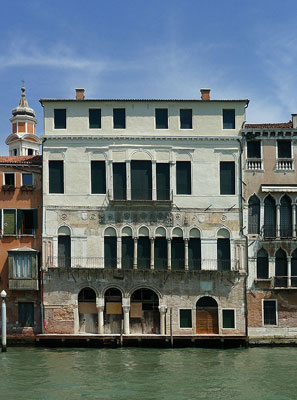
[
  {"x1": 196, "y1": 296, "x2": 219, "y2": 334},
  {"x1": 130, "y1": 288, "x2": 160, "y2": 334},
  {"x1": 78, "y1": 288, "x2": 97, "y2": 333},
  {"x1": 104, "y1": 288, "x2": 122, "y2": 334}
]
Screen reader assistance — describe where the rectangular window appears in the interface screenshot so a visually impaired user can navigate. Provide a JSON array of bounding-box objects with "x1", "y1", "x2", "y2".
[
  {"x1": 18, "y1": 302, "x2": 34, "y2": 327},
  {"x1": 247, "y1": 141, "x2": 261, "y2": 158},
  {"x1": 13, "y1": 255, "x2": 33, "y2": 278},
  {"x1": 171, "y1": 237, "x2": 184, "y2": 270},
  {"x1": 91, "y1": 161, "x2": 106, "y2": 194},
  {"x1": 89, "y1": 109, "x2": 101, "y2": 129},
  {"x1": 217, "y1": 238, "x2": 231, "y2": 271},
  {"x1": 131, "y1": 161, "x2": 152, "y2": 200},
  {"x1": 263, "y1": 300, "x2": 277, "y2": 325},
  {"x1": 113, "y1": 108, "x2": 126, "y2": 129},
  {"x1": 156, "y1": 163, "x2": 170, "y2": 200},
  {"x1": 17, "y1": 209, "x2": 37, "y2": 235},
  {"x1": 22, "y1": 173, "x2": 33, "y2": 187},
  {"x1": 222, "y1": 310, "x2": 235, "y2": 328},
  {"x1": 277, "y1": 140, "x2": 291, "y2": 158},
  {"x1": 113, "y1": 163, "x2": 126, "y2": 200},
  {"x1": 137, "y1": 237, "x2": 150, "y2": 269},
  {"x1": 104, "y1": 237, "x2": 117, "y2": 268},
  {"x1": 176, "y1": 161, "x2": 191, "y2": 195},
  {"x1": 220, "y1": 162, "x2": 235, "y2": 195},
  {"x1": 180, "y1": 309, "x2": 192, "y2": 328},
  {"x1": 4, "y1": 173, "x2": 15, "y2": 187},
  {"x1": 49, "y1": 161, "x2": 64, "y2": 194},
  {"x1": 54, "y1": 109, "x2": 66, "y2": 129},
  {"x1": 155, "y1": 108, "x2": 168, "y2": 129},
  {"x1": 154, "y1": 237, "x2": 167, "y2": 270},
  {"x1": 223, "y1": 109, "x2": 235, "y2": 129},
  {"x1": 3, "y1": 210, "x2": 16, "y2": 235},
  {"x1": 180, "y1": 109, "x2": 192, "y2": 129}
]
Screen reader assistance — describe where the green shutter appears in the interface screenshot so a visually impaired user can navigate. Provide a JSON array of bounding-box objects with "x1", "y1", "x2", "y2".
[
  {"x1": 131, "y1": 161, "x2": 152, "y2": 200},
  {"x1": 220, "y1": 162, "x2": 235, "y2": 195},
  {"x1": 223, "y1": 310, "x2": 235, "y2": 328},
  {"x1": 58, "y1": 236, "x2": 71, "y2": 267},
  {"x1": 49, "y1": 161, "x2": 64, "y2": 194},
  {"x1": 4, "y1": 210, "x2": 16, "y2": 235},
  {"x1": 156, "y1": 163, "x2": 170, "y2": 200},
  {"x1": 176, "y1": 162, "x2": 191, "y2": 194},
  {"x1": 91, "y1": 161, "x2": 106, "y2": 194},
  {"x1": 180, "y1": 309, "x2": 192, "y2": 328},
  {"x1": 17, "y1": 209, "x2": 23, "y2": 233},
  {"x1": 113, "y1": 163, "x2": 126, "y2": 200}
]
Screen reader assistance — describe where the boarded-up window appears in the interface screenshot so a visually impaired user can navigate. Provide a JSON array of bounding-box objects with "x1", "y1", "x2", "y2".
[
  {"x1": 156, "y1": 163, "x2": 170, "y2": 200},
  {"x1": 104, "y1": 237, "x2": 117, "y2": 268},
  {"x1": 222, "y1": 310, "x2": 235, "y2": 328},
  {"x1": 264, "y1": 195, "x2": 276, "y2": 238},
  {"x1": 18, "y1": 302, "x2": 34, "y2": 327},
  {"x1": 91, "y1": 161, "x2": 106, "y2": 194},
  {"x1": 113, "y1": 108, "x2": 125, "y2": 129},
  {"x1": 180, "y1": 309, "x2": 192, "y2": 328},
  {"x1": 155, "y1": 108, "x2": 168, "y2": 129},
  {"x1": 54, "y1": 109, "x2": 66, "y2": 129},
  {"x1": 223, "y1": 109, "x2": 235, "y2": 129},
  {"x1": 113, "y1": 163, "x2": 126, "y2": 200},
  {"x1": 137, "y1": 237, "x2": 150, "y2": 269},
  {"x1": 217, "y1": 238, "x2": 230, "y2": 271},
  {"x1": 257, "y1": 248, "x2": 269, "y2": 279},
  {"x1": 180, "y1": 109, "x2": 192, "y2": 129},
  {"x1": 89, "y1": 109, "x2": 101, "y2": 129},
  {"x1": 49, "y1": 161, "x2": 64, "y2": 194},
  {"x1": 122, "y1": 237, "x2": 133, "y2": 269},
  {"x1": 263, "y1": 300, "x2": 277, "y2": 325},
  {"x1": 248, "y1": 195, "x2": 260, "y2": 234},
  {"x1": 220, "y1": 162, "x2": 235, "y2": 195},
  {"x1": 3, "y1": 210, "x2": 16, "y2": 235},
  {"x1": 154, "y1": 237, "x2": 167, "y2": 270},
  {"x1": 176, "y1": 161, "x2": 191, "y2": 195},
  {"x1": 131, "y1": 161, "x2": 152, "y2": 200}
]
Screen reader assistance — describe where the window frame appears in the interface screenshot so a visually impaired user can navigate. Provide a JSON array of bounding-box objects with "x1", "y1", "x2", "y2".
[
  {"x1": 155, "y1": 108, "x2": 169, "y2": 130},
  {"x1": 179, "y1": 308, "x2": 193, "y2": 329},
  {"x1": 22, "y1": 173, "x2": 34, "y2": 187},
  {"x1": 220, "y1": 161, "x2": 236, "y2": 195},
  {"x1": 247, "y1": 140, "x2": 262, "y2": 159},
  {"x1": 89, "y1": 108, "x2": 101, "y2": 129},
  {"x1": 90, "y1": 160, "x2": 106, "y2": 195},
  {"x1": 54, "y1": 108, "x2": 67, "y2": 130},
  {"x1": 222, "y1": 309, "x2": 236, "y2": 329},
  {"x1": 4, "y1": 172, "x2": 16, "y2": 187},
  {"x1": 262, "y1": 299, "x2": 278, "y2": 326},
  {"x1": 48, "y1": 160, "x2": 64, "y2": 194},
  {"x1": 277, "y1": 139, "x2": 292, "y2": 159},
  {"x1": 12, "y1": 254, "x2": 33, "y2": 279},
  {"x1": 222, "y1": 109, "x2": 236, "y2": 130},
  {"x1": 113, "y1": 108, "x2": 126, "y2": 129},
  {"x1": 179, "y1": 109, "x2": 193, "y2": 130},
  {"x1": 176, "y1": 161, "x2": 192, "y2": 195}
]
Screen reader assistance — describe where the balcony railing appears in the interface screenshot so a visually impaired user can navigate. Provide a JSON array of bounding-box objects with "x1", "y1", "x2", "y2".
[
  {"x1": 246, "y1": 158, "x2": 263, "y2": 171},
  {"x1": 276, "y1": 158, "x2": 294, "y2": 171},
  {"x1": 108, "y1": 189, "x2": 173, "y2": 203},
  {"x1": 272, "y1": 276, "x2": 297, "y2": 288}
]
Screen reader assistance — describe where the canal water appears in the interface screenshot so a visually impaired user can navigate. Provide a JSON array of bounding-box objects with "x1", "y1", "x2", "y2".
[{"x1": 0, "y1": 347, "x2": 296, "y2": 400}]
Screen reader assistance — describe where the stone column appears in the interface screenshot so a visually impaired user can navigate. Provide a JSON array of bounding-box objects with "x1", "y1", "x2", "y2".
[
  {"x1": 167, "y1": 239, "x2": 171, "y2": 270},
  {"x1": 260, "y1": 203, "x2": 265, "y2": 235},
  {"x1": 108, "y1": 160, "x2": 113, "y2": 200},
  {"x1": 159, "y1": 305, "x2": 167, "y2": 335},
  {"x1": 269, "y1": 257, "x2": 275, "y2": 281},
  {"x1": 117, "y1": 237, "x2": 122, "y2": 269},
  {"x1": 152, "y1": 161, "x2": 157, "y2": 201},
  {"x1": 184, "y1": 238, "x2": 189, "y2": 270},
  {"x1": 150, "y1": 238, "x2": 155, "y2": 269},
  {"x1": 276, "y1": 203, "x2": 281, "y2": 238},
  {"x1": 122, "y1": 303, "x2": 130, "y2": 335},
  {"x1": 133, "y1": 238, "x2": 138, "y2": 269},
  {"x1": 96, "y1": 298, "x2": 105, "y2": 334},
  {"x1": 126, "y1": 160, "x2": 131, "y2": 200},
  {"x1": 292, "y1": 203, "x2": 296, "y2": 239},
  {"x1": 288, "y1": 256, "x2": 292, "y2": 287}
]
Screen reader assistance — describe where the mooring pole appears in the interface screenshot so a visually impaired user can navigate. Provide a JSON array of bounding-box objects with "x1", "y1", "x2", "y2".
[
  {"x1": 1, "y1": 290, "x2": 7, "y2": 352},
  {"x1": 170, "y1": 307, "x2": 173, "y2": 348}
]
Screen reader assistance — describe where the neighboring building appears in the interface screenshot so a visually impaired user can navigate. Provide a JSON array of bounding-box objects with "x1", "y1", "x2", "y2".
[
  {"x1": 0, "y1": 88, "x2": 42, "y2": 336},
  {"x1": 242, "y1": 117, "x2": 297, "y2": 337},
  {"x1": 41, "y1": 88, "x2": 248, "y2": 338}
]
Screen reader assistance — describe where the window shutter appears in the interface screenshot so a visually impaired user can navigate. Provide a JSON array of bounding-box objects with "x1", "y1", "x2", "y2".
[
  {"x1": 4, "y1": 210, "x2": 16, "y2": 235},
  {"x1": 17, "y1": 210, "x2": 23, "y2": 233},
  {"x1": 131, "y1": 161, "x2": 152, "y2": 200},
  {"x1": 91, "y1": 161, "x2": 106, "y2": 194},
  {"x1": 171, "y1": 238, "x2": 184, "y2": 270}
]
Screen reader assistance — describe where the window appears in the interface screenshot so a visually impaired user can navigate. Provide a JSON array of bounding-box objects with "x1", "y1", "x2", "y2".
[
  {"x1": 17, "y1": 209, "x2": 38, "y2": 235},
  {"x1": 156, "y1": 163, "x2": 170, "y2": 200},
  {"x1": 113, "y1": 108, "x2": 125, "y2": 129},
  {"x1": 49, "y1": 161, "x2": 64, "y2": 194},
  {"x1": 104, "y1": 237, "x2": 117, "y2": 268},
  {"x1": 264, "y1": 195, "x2": 276, "y2": 238},
  {"x1": 220, "y1": 162, "x2": 235, "y2": 195},
  {"x1": 171, "y1": 237, "x2": 184, "y2": 270},
  {"x1": 291, "y1": 249, "x2": 297, "y2": 287},
  {"x1": 91, "y1": 161, "x2": 106, "y2": 194},
  {"x1": 180, "y1": 309, "x2": 192, "y2": 328},
  {"x1": 188, "y1": 238, "x2": 201, "y2": 270},
  {"x1": 223, "y1": 109, "x2": 235, "y2": 129},
  {"x1": 247, "y1": 141, "x2": 261, "y2": 158},
  {"x1": 217, "y1": 238, "x2": 231, "y2": 271},
  {"x1": 13, "y1": 255, "x2": 32, "y2": 278},
  {"x1": 275, "y1": 248, "x2": 287, "y2": 287},
  {"x1": 131, "y1": 161, "x2": 152, "y2": 200},
  {"x1": 58, "y1": 226, "x2": 71, "y2": 268},
  {"x1": 263, "y1": 300, "x2": 277, "y2": 325},
  {"x1": 54, "y1": 109, "x2": 66, "y2": 129},
  {"x1": 137, "y1": 237, "x2": 150, "y2": 269},
  {"x1": 122, "y1": 236, "x2": 133, "y2": 269},
  {"x1": 180, "y1": 109, "x2": 192, "y2": 129},
  {"x1": 257, "y1": 248, "x2": 269, "y2": 279},
  {"x1": 280, "y1": 195, "x2": 292, "y2": 238},
  {"x1": 176, "y1": 161, "x2": 191, "y2": 195},
  {"x1": 22, "y1": 173, "x2": 33, "y2": 187},
  {"x1": 222, "y1": 310, "x2": 235, "y2": 328},
  {"x1": 89, "y1": 109, "x2": 101, "y2": 129},
  {"x1": 155, "y1": 108, "x2": 168, "y2": 129},
  {"x1": 3, "y1": 210, "x2": 16, "y2": 235},
  {"x1": 277, "y1": 140, "x2": 291, "y2": 158},
  {"x1": 113, "y1": 163, "x2": 126, "y2": 200},
  {"x1": 18, "y1": 302, "x2": 34, "y2": 327},
  {"x1": 248, "y1": 195, "x2": 260, "y2": 234},
  {"x1": 4, "y1": 173, "x2": 15, "y2": 187},
  {"x1": 154, "y1": 237, "x2": 167, "y2": 270},
  {"x1": 28, "y1": 149, "x2": 33, "y2": 155}
]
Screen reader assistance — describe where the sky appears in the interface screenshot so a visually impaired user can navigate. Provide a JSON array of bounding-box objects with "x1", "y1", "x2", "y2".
[{"x1": 0, "y1": 0, "x2": 297, "y2": 153}]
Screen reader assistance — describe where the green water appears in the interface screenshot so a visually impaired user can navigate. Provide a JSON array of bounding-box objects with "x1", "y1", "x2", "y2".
[{"x1": 0, "y1": 347, "x2": 296, "y2": 400}]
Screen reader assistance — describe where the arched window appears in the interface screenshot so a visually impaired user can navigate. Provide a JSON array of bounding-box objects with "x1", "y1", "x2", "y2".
[
  {"x1": 217, "y1": 229, "x2": 230, "y2": 271},
  {"x1": 189, "y1": 228, "x2": 201, "y2": 270},
  {"x1": 264, "y1": 195, "x2": 276, "y2": 238},
  {"x1": 248, "y1": 195, "x2": 260, "y2": 234},
  {"x1": 122, "y1": 227, "x2": 133, "y2": 270},
  {"x1": 291, "y1": 249, "x2": 297, "y2": 287},
  {"x1": 154, "y1": 227, "x2": 167, "y2": 270},
  {"x1": 171, "y1": 228, "x2": 184, "y2": 270},
  {"x1": 257, "y1": 248, "x2": 269, "y2": 279},
  {"x1": 280, "y1": 195, "x2": 292, "y2": 238},
  {"x1": 275, "y1": 248, "x2": 287, "y2": 287},
  {"x1": 104, "y1": 227, "x2": 117, "y2": 269},
  {"x1": 58, "y1": 226, "x2": 71, "y2": 267}
]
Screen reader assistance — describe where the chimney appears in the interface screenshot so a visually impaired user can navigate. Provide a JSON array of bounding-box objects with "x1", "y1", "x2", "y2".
[
  {"x1": 76, "y1": 88, "x2": 85, "y2": 100},
  {"x1": 200, "y1": 88, "x2": 211, "y2": 100},
  {"x1": 292, "y1": 114, "x2": 297, "y2": 129}
]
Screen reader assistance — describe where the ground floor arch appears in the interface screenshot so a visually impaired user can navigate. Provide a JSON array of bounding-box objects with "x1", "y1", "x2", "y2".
[
  {"x1": 130, "y1": 288, "x2": 160, "y2": 334},
  {"x1": 196, "y1": 296, "x2": 219, "y2": 334},
  {"x1": 78, "y1": 287, "x2": 97, "y2": 333},
  {"x1": 104, "y1": 288, "x2": 123, "y2": 334}
]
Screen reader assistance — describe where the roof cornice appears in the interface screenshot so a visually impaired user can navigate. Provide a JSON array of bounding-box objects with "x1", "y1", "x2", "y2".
[{"x1": 42, "y1": 135, "x2": 240, "y2": 142}]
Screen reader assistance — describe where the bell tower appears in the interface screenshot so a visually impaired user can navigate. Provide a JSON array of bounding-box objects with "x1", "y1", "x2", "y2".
[{"x1": 6, "y1": 87, "x2": 41, "y2": 156}]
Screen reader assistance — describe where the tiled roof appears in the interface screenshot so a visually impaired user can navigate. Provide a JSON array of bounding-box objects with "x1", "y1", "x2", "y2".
[
  {"x1": 244, "y1": 121, "x2": 293, "y2": 129},
  {"x1": 0, "y1": 155, "x2": 42, "y2": 165}
]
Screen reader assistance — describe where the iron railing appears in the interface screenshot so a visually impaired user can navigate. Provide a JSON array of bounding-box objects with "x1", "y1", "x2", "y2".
[
  {"x1": 273, "y1": 276, "x2": 297, "y2": 288},
  {"x1": 108, "y1": 189, "x2": 173, "y2": 202}
]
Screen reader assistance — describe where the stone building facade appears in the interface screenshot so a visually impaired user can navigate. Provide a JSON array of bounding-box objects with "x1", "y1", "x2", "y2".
[{"x1": 41, "y1": 88, "x2": 248, "y2": 337}]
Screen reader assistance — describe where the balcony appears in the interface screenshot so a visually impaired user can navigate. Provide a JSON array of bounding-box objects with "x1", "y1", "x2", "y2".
[
  {"x1": 9, "y1": 278, "x2": 39, "y2": 291},
  {"x1": 108, "y1": 189, "x2": 173, "y2": 205},
  {"x1": 276, "y1": 158, "x2": 294, "y2": 171},
  {"x1": 272, "y1": 276, "x2": 297, "y2": 288},
  {"x1": 246, "y1": 158, "x2": 263, "y2": 171}
]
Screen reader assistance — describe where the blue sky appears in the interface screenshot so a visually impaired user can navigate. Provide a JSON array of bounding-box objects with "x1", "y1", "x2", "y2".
[{"x1": 0, "y1": 0, "x2": 297, "y2": 153}]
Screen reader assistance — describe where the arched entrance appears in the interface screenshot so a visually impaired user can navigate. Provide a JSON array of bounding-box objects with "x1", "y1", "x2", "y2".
[
  {"x1": 104, "y1": 288, "x2": 122, "y2": 334},
  {"x1": 130, "y1": 288, "x2": 160, "y2": 334},
  {"x1": 78, "y1": 288, "x2": 97, "y2": 334},
  {"x1": 196, "y1": 296, "x2": 219, "y2": 334}
]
